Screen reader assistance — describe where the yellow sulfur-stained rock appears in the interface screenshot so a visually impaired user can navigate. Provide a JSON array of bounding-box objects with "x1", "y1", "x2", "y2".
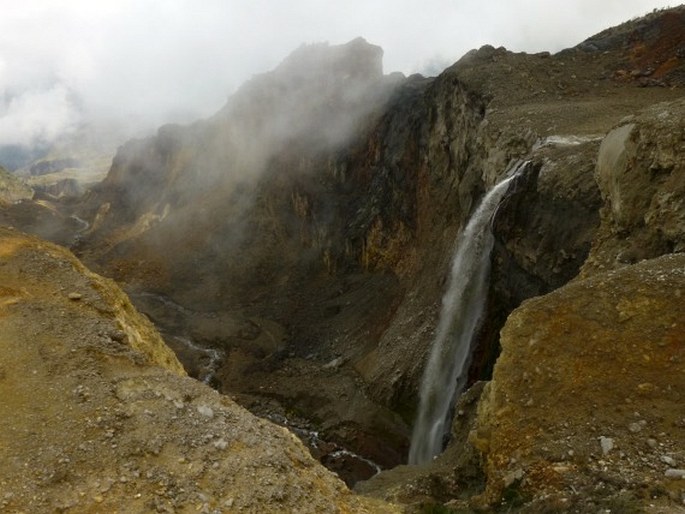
[
  {"x1": 0, "y1": 228, "x2": 399, "y2": 514},
  {"x1": 472, "y1": 253, "x2": 685, "y2": 511}
]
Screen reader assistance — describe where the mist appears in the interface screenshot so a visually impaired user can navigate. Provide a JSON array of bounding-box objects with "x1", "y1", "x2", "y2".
[{"x1": 0, "y1": 0, "x2": 675, "y2": 151}]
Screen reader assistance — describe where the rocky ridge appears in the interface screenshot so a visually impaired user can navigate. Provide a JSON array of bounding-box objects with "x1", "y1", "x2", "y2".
[{"x1": 0, "y1": 227, "x2": 396, "y2": 513}]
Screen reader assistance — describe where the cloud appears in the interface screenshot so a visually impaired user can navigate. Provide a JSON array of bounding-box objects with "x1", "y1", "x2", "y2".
[
  {"x1": 0, "y1": 85, "x2": 79, "y2": 147},
  {"x1": 0, "y1": 0, "x2": 675, "y2": 148}
]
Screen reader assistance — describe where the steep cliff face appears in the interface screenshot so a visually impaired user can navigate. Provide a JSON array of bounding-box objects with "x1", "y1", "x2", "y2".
[
  {"x1": 0, "y1": 227, "x2": 397, "y2": 513},
  {"x1": 66, "y1": 9, "x2": 685, "y2": 484},
  {"x1": 465, "y1": 14, "x2": 685, "y2": 511},
  {"x1": 77, "y1": 37, "x2": 402, "y2": 301},
  {"x1": 75, "y1": 38, "x2": 493, "y2": 470}
]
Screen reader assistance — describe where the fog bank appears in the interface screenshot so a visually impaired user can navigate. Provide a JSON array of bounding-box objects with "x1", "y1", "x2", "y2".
[{"x1": 0, "y1": 0, "x2": 674, "y2": 150}]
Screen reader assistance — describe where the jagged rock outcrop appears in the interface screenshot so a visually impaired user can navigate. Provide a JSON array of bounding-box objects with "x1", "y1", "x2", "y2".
[
  {"x1": 77, "y1": 38, "x2": 404, "y2": 297},
  {"x1": 471, "y1": 253, "x2": 685, "y2": 512},
  {"x1": 0, "y1": 227, "x2": 397, "y2": 513}
]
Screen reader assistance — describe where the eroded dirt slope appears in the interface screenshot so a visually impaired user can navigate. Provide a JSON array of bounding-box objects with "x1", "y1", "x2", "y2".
[{"x1": 0, "y1": 227, "x2": 397, "y2": 513}]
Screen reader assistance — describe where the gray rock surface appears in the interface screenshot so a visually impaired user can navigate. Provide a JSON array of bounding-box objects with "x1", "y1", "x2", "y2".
[{"x1": 585, "y1": 98, "x2": 685, "y2": 274}]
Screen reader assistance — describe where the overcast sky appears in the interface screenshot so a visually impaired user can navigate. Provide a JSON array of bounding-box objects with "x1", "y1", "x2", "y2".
[{"x1": 0, "y1": 0, "x2": 676, "y2": 147}]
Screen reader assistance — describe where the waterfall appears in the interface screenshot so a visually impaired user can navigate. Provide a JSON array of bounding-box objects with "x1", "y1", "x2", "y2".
[{"x1": 408, "y1": 162, "x2": 527, "y2": 465}]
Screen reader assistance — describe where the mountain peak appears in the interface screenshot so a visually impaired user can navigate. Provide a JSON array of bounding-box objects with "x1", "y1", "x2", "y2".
[{"x1": 275, "y1": 37, "x2": 384, "y2": 82}]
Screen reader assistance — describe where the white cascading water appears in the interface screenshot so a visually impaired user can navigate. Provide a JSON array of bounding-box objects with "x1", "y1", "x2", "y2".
[{"x1": 408, "y1": 162, "x2": 527, "y2": 465}]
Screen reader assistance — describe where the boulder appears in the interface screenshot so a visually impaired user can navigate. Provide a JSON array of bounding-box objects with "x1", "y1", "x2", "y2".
[{"x1": 586, "y1": 98, "x2": 685, "y2": 273}]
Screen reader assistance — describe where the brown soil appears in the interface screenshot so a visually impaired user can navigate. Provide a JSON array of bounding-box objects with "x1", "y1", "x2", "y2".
[{"x1": 0, "y1": 227, "x2": 398, "y2": 513}]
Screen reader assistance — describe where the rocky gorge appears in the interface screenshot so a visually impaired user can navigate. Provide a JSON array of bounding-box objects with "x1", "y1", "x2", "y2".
[{"x1": 1, "y1": 6, "x2": 685, "y2": 513}]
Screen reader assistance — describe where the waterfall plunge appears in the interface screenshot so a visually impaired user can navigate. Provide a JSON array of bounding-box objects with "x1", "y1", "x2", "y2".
[{"x1": 408, "y1": 163, "x2": 527, "y2": 465}]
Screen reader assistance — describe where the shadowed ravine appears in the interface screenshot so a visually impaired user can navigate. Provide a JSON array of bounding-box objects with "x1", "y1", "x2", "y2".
[{"x1": 409, "y1": 162, "x2": 529, "y2": 465}]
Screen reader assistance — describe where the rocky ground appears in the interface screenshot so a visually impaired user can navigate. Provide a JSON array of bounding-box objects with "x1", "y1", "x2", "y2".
[
  {"x1": 0, "y1": 228, "x2": 397, "y2": 513},
  {"x1": 469, "y1": 254, "x2": 685, "y2": 513}
]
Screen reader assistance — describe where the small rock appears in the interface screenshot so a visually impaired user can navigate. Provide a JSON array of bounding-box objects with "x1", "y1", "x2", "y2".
[
  {"x1": 647, "y1": 438, "x2": 658, "y2": 449},
  {"x1": 628, "y1": 421, "x2": 645, "y2": 433},
  {"x1": 664, "y1": 469, "x2": 685, "y2": 479},
  {"x1": 661, "y1": 455, "x2": 677, "y2": 466},
  {"x1": 109, "y1": 330, "x2": 126, "y2": 342},
  {"x1": 68, "y1": 292, "x2": 82, "y2": 301},
  {"x1": 503, "y1": 468, "x2": 524, "y2": 487},
  {"x1": 599, "y1": 436, "x2": 614, "y2": 455},
  {"x1": 196, "y1": 405, "x2": 214, "y2": 418},
  {"x1": 323, "y1": 357, "x2": 344, "y2": 370},
  {"x1": 213, "y1": 439, "x2": 228, "y2": 450}
]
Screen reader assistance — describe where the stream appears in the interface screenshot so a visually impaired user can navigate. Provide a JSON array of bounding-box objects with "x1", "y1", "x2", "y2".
[
  {"x1": 129, "y1": 290, "x2": 382, "y2": 486},
  {"x1": 130, "y1": 291, "x2": 224, "y2": 385},
  {"x1": 265, "y1": 413, "x2": 381, "y2": 486}
]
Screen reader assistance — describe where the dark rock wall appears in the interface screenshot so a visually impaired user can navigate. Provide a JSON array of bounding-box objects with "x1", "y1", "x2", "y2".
[
  {"x1": 75, "y1": 40, "x2": 602, "y2": 429},
  {"x1": 73, "y1": 8, "x2": 685, "y2": 466}
]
